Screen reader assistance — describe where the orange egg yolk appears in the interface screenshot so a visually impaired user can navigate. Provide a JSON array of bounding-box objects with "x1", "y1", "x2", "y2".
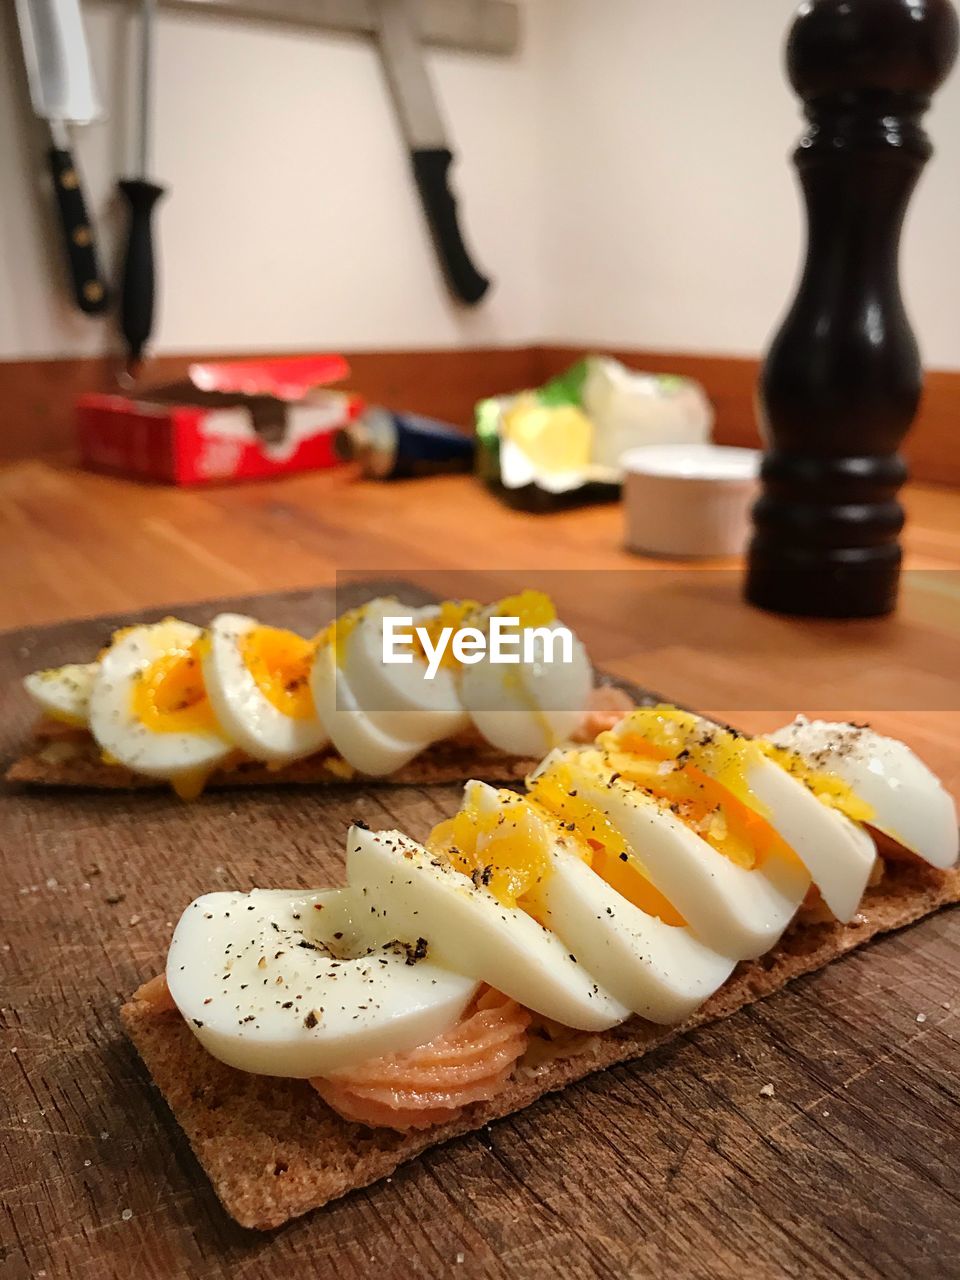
[
  {"x1": 603, "y1": 705, "x2": 798, "y2": 870},
  {"x1": 494, "y1": 589, "x2": 557, "y2": 630},
  {"x1": 527, "y1": 769, "x2": 687, "y2": 927},
  {"x1": 758, "y1": 741, "x2": 874, "y2": 824},
  {"x1": 313, "y1": 606, "x2": 366, "y2": 666},
  {"x1": 427, "y1": 795, "x2": 550, "y2": 908},
  {"x1": 601, "y1": 747, "x2": 786, "y2": 870},
  {"x1": 427, "y1": 767, "x2": 691, "y2": 930},
  {"x1": 413, "y1": 598, "x2": 481, "y2": 671},
  {"x1": 132, "y1": 640, "x2": 220, "y2": 735},
  {"x1": 413, "y1": 591, "x2": 558, "y2": 673},
  {"x1": 240, "y1": 626, "x2": 315, "y2": 720}
]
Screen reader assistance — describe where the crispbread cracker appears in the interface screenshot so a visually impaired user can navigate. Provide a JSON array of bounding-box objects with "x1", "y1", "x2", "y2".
[
  {"x1": 121, "y1": 859, "x2": 960, "y2": 1231},
  {"x1": 6, "y1": 679, "x2": 647, "y2": 793},
  {"x1": 5, "y1": 728, "x2": 533, "y2": 791}
]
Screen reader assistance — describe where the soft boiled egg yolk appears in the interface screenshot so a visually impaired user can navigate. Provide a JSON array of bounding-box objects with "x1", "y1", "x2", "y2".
[
  {"x1": 757, "y1": 741, "x2": 875, "y2": 825},
  {"x1": 239, "y1": 625, "x2": 315, "y2": 720},
  {"x1": 427, "y1": 793, "x2": 550, "y2": 907},
  {"x1": 600, "y1": 706, "x2": 799, "y2": 871},
  {"x1": 413, "y1": 598, "x2": 480, "y2": 670},
  {"x1": 313, "y1": 605, "x2": 367, "y2": 666},
  {"x1": 412, "y1": 591, "x2": 556, "y2": 672},
  {"x1": 494, "y1": 589, "x2": 557, "y2": 630},
  {"x1": 131, "y1": 639, "x2": 219, "y2": 735},
  {"x1": 429, "y1": 764, "x2": 690, "y2": 929},
  {"x1": 606, "y1": 703, "x2": 872, "y2": 838},
  {"x1": 311, "y1": 591, "x2": 558, "y2": 679},
  {"x1": 526, "y1": 765, "x2": 687, "y2": 927}
]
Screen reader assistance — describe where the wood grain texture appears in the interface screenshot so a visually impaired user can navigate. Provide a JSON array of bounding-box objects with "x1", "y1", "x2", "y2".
[
  {"x1": 4, "y1": 344, "x2": 959, "y2": 483},
  {"x1": 2, "y1": 585, "x2": 959, "y2": 1278},
  {"x1": 1, "y1": 459, "x2": 958, "y2": 630}
]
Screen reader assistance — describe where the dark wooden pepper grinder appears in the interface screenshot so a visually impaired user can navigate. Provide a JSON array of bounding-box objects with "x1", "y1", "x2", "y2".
[{"x1": 746, "y1": 0, "x2": 958, "y2": 618}]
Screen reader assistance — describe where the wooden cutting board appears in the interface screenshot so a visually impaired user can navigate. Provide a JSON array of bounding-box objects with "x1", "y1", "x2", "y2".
[{"x1": 1, "y1": 585, "x2": 958, "y2": 1280}]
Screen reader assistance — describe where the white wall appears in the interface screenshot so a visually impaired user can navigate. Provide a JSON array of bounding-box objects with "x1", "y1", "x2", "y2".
[
  {"x1": 0, "y1": 0, "x2": 545, "y2": 358},
  {"x1": 537, "y1": 0, "x2": 960, "y2": 369},
  {"x1": 2, "y1": 0, "x2": 959, "y2": 368}
]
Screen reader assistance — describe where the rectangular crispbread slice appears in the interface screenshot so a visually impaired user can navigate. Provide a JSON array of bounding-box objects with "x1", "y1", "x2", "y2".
[
  {"x1": 5, "y1": 680, "x2": 648, "y2": 793},
  {"x1": 121, "y1": 859, "x2": 960, "y2": 1231},
  {"x1": 4, "y1": 727, "x2": 534, "y2": 791}
]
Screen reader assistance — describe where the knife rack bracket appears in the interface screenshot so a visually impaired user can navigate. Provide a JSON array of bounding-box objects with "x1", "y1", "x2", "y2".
[{"x1": 108, "y1": 0, "x2": 520, "y2": 56}]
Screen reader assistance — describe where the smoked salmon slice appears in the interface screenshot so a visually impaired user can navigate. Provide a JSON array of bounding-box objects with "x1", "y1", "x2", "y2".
[{"x1": 312, "y1": 988, "x2": 531, "y2": 1132}]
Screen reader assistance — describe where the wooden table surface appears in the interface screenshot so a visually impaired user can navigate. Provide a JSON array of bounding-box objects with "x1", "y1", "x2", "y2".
[
  {"x1": 1, "y1": 461, "x2": 959, "y2": 1279},
  {"x1": 1, "y1": 458, "x2": 958, "y2": 779}
]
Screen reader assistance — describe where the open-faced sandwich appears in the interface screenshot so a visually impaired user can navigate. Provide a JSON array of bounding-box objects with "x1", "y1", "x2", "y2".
[
  {"x1": 8, "y1": 591, "x2": 635, "y2": 798},
  {"x1": 122, "y1": 706, "x2": 959, "y2": 1229}
]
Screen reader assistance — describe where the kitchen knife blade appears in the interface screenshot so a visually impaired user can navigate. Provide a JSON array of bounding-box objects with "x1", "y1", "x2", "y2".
[
  {"x1": 15, "y1": 0, "x2": 109, "y2": 314},
  {"x1": 375, "y1": 0, "x2": 490, "y2": 305}
]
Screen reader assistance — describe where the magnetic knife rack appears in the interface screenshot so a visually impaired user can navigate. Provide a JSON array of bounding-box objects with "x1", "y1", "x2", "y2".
[{"x1": 106, "y1": 0, "x2": 520, "y2": 56}]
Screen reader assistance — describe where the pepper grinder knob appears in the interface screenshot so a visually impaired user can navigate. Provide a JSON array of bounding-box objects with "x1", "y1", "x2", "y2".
[{"x1": 746, "y1": 0, "x2": 958, "y2": 618}]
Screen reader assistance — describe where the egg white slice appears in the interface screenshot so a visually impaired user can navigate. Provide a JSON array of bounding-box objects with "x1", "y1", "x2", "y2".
[
  {"x1": 88, "y1": 619, "x2": 233, "y2": 781},
  {"x1": 347, "y1": 825, "x2": 630, "y2": 1031},
  {"x1": 600, "y1": 710, "x2": 878, "y2": 923},
  {"x1": 747, "y1": 754, "x2": 877, "y2": 921},
  {"x1": 310, "y1": 643, "x2": 425, "y2": 776},
  {"x1": 340, "y1": 599, "x2": 469, "y2": 742},
  {"x1": 768, "y1": 719, "x2": 958, "y2": 870},
  {"x1": 200, "y1": 613, "x2": 329, "y2": 764},
  {"x1": 459, "y1": 621, "x2": 593, "y2": 758},
  {"x1": 541, "y1": 752, "x2": 810, "y2": 961},
  {"x1": 23, "y1": 662, "x2": 98, "y2": 727},
  {"x1": 167, "y1": 887, "x2": 478, "y2": 1077},
  {"x1": 465, "y1": 781, "x2": 736, "y2": 1024}
]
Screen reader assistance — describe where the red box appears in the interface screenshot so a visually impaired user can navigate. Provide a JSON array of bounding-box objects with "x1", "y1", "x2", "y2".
[{"x1": 77, "y1": 355, "x2": 364, "y2": 485}]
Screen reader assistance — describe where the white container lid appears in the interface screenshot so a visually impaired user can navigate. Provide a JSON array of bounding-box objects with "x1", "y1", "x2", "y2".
[{"x1": 621, "y1": 443, "x2": 761, "y2": 482}]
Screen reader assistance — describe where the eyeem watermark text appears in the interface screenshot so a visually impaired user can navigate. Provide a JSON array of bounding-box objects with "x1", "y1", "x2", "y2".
[{"x1": 383, "y1": 616, "x2": 574, "y2": 680}]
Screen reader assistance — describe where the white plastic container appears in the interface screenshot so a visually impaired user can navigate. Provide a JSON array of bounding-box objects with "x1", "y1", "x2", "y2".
[{"x1": 621, "y1": 444, "x2": 761, "y2": 558}]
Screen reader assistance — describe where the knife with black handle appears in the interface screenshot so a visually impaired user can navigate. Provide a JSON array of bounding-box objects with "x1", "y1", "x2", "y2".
[
  {"x1": 15, "y1": 0, "x2": 110, "y2": 315},
  {"x1": 117, "y1": 0, "x2": 164, "y2": 375},
  {"x1": 118, "y1": 177, "x2": 166, "y2": 370},
  {"x1": 48, "y1": 145, "x2": 109, "y2": 313},
  {"x1": 411, "y1": 147, "x2": 489, "y2": 305},
  {"x1": 376, "y1": 0, "x2": 491, "y2": 306}
]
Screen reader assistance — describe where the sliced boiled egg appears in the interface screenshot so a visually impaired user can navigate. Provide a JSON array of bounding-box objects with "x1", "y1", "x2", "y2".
[
  {"x1": 166, "y1": 887, "x2": 478, "y2": 1077},
  {"x1": 338, "y1": 598, "x2": 469, "y2": 743},
  {"x1": 766, "y1": 718, "x2": 958, "y2": 870},
  {"x1": 530, "y1": 748, "x2": 810, "y2": 960},
  {"x1": 23, "y1": 662, "x2": 98, "y2": 727},
  {"x1": 347, "y1": 825, "x2": 630, "y2": 1031},
  {"x1": 310, "y1": 642, "x2": 425, "y2": 776},
  {"x1": 200, "y1": 613, "x2": 328, "y2": 764},
  {"x1": 459, "y1": 601, "x2": 593, "y2": 758},
  {"x1": 88, "y1": 619, "x2": 232, "y2": 796},
  {"x1": 602, "y1": 706, "x2": 877, "y2": 923},
  {"x1": 452, "y1": 781, "x2": 736, "y2": 1024}
]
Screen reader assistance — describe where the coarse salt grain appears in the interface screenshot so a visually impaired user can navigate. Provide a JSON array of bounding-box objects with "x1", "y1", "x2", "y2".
[
  {"x1": 121, "y1": 1208, "x2": 133, "y2": 1221},
  {"x1": 916, "y1": 1013, "x2": 927, "y2": 1024},
  {"x1": 759, "y1": 1083, "x2": 775, "y2": 1098}
]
